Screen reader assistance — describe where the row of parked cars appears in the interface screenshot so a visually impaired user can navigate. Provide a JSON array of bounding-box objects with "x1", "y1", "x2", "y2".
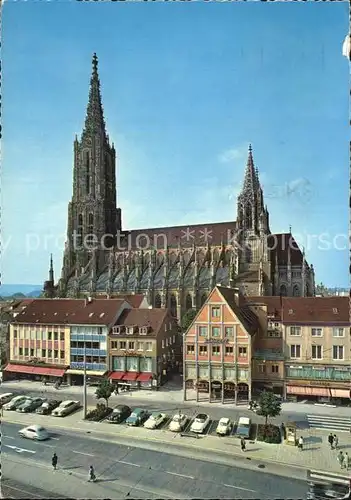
[
  {"x1": 105, "y1": 404, "x2": 251, "y2": 437},
  {"x1": 1, "y1": 392, "x2": 80, "y2": 417}
]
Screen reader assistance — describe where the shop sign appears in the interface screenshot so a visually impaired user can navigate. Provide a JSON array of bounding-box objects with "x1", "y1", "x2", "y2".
[
  {"x1": 288, "y1": 380, "x2": 348, "y2": 388},
  {"x1": 124, "y1": 351, "x2": 141, "y2": 357},
  {"x1": 204, "y1": 339, "x2": 229, "y2": 345}
]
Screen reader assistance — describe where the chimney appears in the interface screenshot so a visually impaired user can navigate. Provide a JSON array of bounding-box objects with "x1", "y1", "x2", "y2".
[
  {"x1": 233, "y1": 287, "x2": 240, "y2": 306},
  {"x1": 85, "y1": 296, "x2": 93, "y2": 306}
]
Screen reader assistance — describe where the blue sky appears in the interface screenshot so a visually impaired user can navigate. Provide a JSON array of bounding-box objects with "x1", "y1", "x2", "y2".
[{"x1": 2, "y1": 1, "x2": 349, "y2": 288}]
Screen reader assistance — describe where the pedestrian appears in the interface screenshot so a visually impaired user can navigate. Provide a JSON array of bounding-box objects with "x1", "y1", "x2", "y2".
[
  {"x1": 342, "y1": 452, "x2": 349, "y2": 470},
  {"x1": 333, "y1": 435, "x2": 339, "y2": 450},
  {"x1": 88, "y1": 465, "x2": 96, "y2": 482},
  {"x1": 52, "y1": 453, "x2": 58, "y2": 471},
  {"x1": 298, "y1": 436, "x2": 304, "y2": 451},
  {"x1": 240, "y1": 437, "x2": 246, "y2": 452},
  {"x1": 337, "y1": 451, "x2": 344, "y2": 468},
  {"x1": 328, "y1": 433, "x2": 334, "y2": 449}
]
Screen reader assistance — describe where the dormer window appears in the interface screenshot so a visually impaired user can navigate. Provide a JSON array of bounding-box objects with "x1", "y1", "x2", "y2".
[
  {"x1": 140, "y1": 326, "x2": 149, "y2": 335},
  {"x1": 333, "y1": 308, "x2": 338, "y2": 314},
  {"x1": 288, "y1": 309, "x2": 294, "y2": 315},
  {"x1": 112, "y1": 326, "x2": 123, "y2": 335},
  {"x1": 126, "y1": 326, "x2": 136, "y2": 335}
]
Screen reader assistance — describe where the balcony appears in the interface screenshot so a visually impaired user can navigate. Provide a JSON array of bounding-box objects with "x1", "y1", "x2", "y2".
[
  {"x1": 253, "y1": 349, "x2": 284, "y2": 361},
  {"x1": 286, "y1": 366, "x2": 351, "y2": 382},
  {"x1": 70, "y1": 362, "x2": 106, "y2": 371},
  {"x1": 70, "y1": 334, "x2": 105, "y2": 342},
  {"x1": 70, "y1": 348, "x2": 106, "y2": 356}
]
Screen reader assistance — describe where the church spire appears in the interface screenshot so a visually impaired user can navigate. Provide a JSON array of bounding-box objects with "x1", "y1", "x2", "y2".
[
  {"x1": 49, "y1": 253, "x2": 54, "y2": 283},
  {"x1": 83, "y1": 53, "x2": 106, "y2": 138},
  {"x1": 242, "y1": 144, "x2": 259, "y2": 194}
]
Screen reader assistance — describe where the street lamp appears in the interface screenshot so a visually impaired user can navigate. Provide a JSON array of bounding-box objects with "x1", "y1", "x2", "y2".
[{"x1": 83, "y1": 343, "x2": 87, "y2": 419}]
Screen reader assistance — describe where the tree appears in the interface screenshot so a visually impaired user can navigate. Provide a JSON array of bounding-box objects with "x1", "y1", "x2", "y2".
[
  {"x1": 257, "y1": 391, "x2": 282, "y2": 426},
  {"x1": 95, "y1": 379, "x2": 114, "y2": 408},
  {"x1": 181, "y1": 308, "x2": 197, "y2": 332}
]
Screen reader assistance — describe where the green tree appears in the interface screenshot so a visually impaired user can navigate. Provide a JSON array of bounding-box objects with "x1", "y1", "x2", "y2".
[
  {"x1": 257, "y1": 391, "x2": 282, "y2": 426},
  {"x1": 181, "y1": 308, "x2": 197, "y2": 332},
  {"x1": 95, "y1": 379, "x2": 114, "y2": 407}
]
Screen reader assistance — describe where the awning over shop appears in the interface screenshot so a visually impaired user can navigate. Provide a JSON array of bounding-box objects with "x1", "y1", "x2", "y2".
[
  {"x1": 66, "y1": 369, "x2": 106, "y2": 377},
  {"x1": 137, "y1": 372, "x2": 152, "y2": 382},
  {"x1": 4, "y1": 363, "x2": 66, "y2": 377},
  {"x1": 122, "y1": 372, "x2": 139, "y2": 381},
  {"x1": 330, "y1": 388, "x2": 350, "y2": 399},
  {"x1": 109, "y1": 371, "x2": 126, "y2": 381},
  {"x1": 286, "y1": 385, "x2": 329, "y2": 397}
]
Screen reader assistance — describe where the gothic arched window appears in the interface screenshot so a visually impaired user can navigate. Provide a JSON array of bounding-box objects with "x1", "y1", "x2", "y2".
[
  {"x1": 77, "y1": 214, "x2": 83, "y2": 247},
  {"x1": 292, "y1": 285, "x2": 300, "y2": 297},
  {"x1": 185, "y1": 294, "x2": 193, "y2": 311},
  {"x1": 245, "y1": 203, "x2": 252, "y2": 229},
  {"x1": 170, "y1": 294, "x2": 177, "y2": 317},
  {"x1": 279, "y1": 285, "x2": 287, "y2": 297},
  {"x1": 155, "y1": 294, "x2": 162, "y2": 308},
  {"x1": 85, "y1": 151, "x2": 90, "y2": 195},
  {"x1": 305, "y1": 283, "x2": 310, "y2": 296}
]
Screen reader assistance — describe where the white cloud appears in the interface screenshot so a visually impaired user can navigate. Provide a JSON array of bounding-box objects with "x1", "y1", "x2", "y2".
[{"x1": 218, "y1": 144, "x2": 248, "y2": 163}]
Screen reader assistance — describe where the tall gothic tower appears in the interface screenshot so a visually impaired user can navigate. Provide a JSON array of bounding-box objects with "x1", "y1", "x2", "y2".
[
  {"x1": 61, "y1": 54, "x2": 121, "y2": 281},
  {"x1": 236, "y1": 145, "x2": 270, "y2": 272}
]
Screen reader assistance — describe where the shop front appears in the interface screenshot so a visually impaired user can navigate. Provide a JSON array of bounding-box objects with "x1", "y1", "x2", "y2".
[
  {"x1": 285, "y1": 380, "x2": 351, "y2": 404},
  {"x1": 4, "y1": 362, "x2": 68, "y2": 383},
  {"x1": 66, "y1": 368, "x2": 107, "y2": 386}
]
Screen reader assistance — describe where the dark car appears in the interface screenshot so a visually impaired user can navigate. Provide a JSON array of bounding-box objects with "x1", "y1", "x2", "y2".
[
  {"x1": 125, "y1": 408, "x2": 149, "y2": 426},
  {"x1": 17, "y1": 397, "x2": 45, "y2": 413},
  {"x1": 36, "y1": 399, "x2": 62, "y2": 415},
  {"x1": 106, "y1": 405, "x2": 131, "y2": 424}
]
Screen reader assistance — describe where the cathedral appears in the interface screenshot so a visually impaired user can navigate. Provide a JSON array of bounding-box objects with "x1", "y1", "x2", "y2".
[{"x1": 44, "y1": 54, "x2": 316, "y2": 318}]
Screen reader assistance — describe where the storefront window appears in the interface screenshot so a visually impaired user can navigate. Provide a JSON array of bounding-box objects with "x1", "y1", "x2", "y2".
[
  {"x1": 126, "y1": 357, "x2": 139, "y2": 372},
  {"x1": 112, "y1": 356, "x2": 125, "y2": 371},
  {"x1": 139, "y1": 357, "x2": 152, "y2": 372}
]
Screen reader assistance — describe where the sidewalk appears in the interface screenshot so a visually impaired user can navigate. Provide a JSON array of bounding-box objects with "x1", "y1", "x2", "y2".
[
  {"x1": 3, "y1": 406, "x2": 351, "y2": 478},
  {"x1": 2, "y1": 378, "x2": 351, "y2": 416}
]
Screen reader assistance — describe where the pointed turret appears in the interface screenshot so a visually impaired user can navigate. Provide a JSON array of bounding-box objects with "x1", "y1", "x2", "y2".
[
  {"x1": 242, "y1": 144, "x2": 259, "y2": 194},
  {"x1": 49, "y1": 253, "x2": 54, "y2": 283},
  {"x1": 83, "y1": 53, "x2": 107, "y2": 139}
]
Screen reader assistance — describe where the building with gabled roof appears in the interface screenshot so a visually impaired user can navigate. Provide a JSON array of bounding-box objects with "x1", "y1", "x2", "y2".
[{"x1": 42, "y1": 54, "x2": 315, "y2": 319}]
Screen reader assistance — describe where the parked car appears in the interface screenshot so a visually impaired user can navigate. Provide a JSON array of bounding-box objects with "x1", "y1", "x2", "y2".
[
  {"x1": 144, "y1": 412, "x2": 168, "y2": 430},
  {"x1": 190, "y1": 414, "x2": 210, "y2": 434},
  {"x1": 216, "y1": 417, "x2": 232, "y2": 436},
  {"x1": 17, "y1": 397, "x2": 45, "y2": 413},
  {"x1": 3, "y1": 395, "x2": 30, "y2": 411},
  {"x1": 169, "y1": 413, "x2": 188, "y2": 432},
  {"x1": 18, "y1": 425, "x2": 49, "y2": 441},
  {"x1": 125, "y1": 408, "x2": 149, "y2": 426},
  {"x1": 51, "y1": 400, "x2": 80, "y2": 417},
  {"x1": 236, "y1": 416, "x2": 251, "y2": 439},
  {"x1": 0, "y1": 393, "x2": 14, "y2": 405},
  {"x1": 36, "y1": 399, "x2": 62, "y2": 415},
  {"x1": 106, "y1": 405, "x2": 131, "y2": 424}
]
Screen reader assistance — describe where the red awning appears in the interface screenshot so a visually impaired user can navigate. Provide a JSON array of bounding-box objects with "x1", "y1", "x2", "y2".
[
  {"x1": 137, "y1": 372, "x2": 152, "y2": 382},
  {"x1": 108, "y1": 371, "x2": 126, "y2": 381},
  {"x1": 122, "y1": 372, "x2": 139, "y2": 381},
  {"x1": 4, "y1": 363, "x2": 66, "y2": 377}
]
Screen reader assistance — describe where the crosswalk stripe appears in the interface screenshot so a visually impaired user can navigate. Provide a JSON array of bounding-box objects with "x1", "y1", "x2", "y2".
[
  {"x1": 308, "y1": 469, "x2": 350, "y2": 486},
  {"x1": 306, "y1": 414, "x2": 351, "y2": 432}
]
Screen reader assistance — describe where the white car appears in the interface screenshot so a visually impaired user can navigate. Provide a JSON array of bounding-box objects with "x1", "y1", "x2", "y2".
[
  {"x1": 0, "y1": 393, "x2": 14, "y2": 405},
  {"x1": 19, "y1": 425, "x2": 49, "y2": 441},
  {"x1": 169, "y1": 413, "x2": 188, "y2": 432},
  {"x1": 190, "y1": 413, "x2": 210, "y2": 434},
  {"x1": 144, "y1": 412, "x2": 168, "y2": 430},
  {"x1": 51, "y1": 400, "x2": 80, "y2": 417},
  {"x1": 216, "y1": 417, "x2": 232, "y2": 436},
  {"x1": 3, "y1": 395, "x2": 29, "y2": 411}
]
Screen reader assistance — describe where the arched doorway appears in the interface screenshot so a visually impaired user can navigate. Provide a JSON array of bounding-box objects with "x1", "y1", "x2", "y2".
[
  {"x1": 170, "y1": 294, "x2": 177, "y2": 317},
  {"x1": 224, "y1": 382, "x2": 236, "y2": 400},
  {"x1": 211, "y1": 381, "x2": 222, "y2": 400},
  {"x1": 200, "y1": 293, "x2": 207, "y2": 306},
  {"x1": 237, "y1": 383, "x2": 249, "y2": 401},
  {"x1": 155, "y1": 294, "x2": 162, "y2": 308},
  {"x1": 197, "y1": 380, "x2": 209, "y2": 393},
  {"x1": 279, "y1": 284, "x2": 287, "y2": 296},
  {"x1": 185, "y1": 294, "x2": 193, "y2": 311},
  {"x1": 292, "y1": 285, "x2": 300, "y2": 297}
]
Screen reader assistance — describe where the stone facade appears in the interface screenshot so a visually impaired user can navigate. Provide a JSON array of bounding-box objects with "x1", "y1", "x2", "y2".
[{"x1": 44, "y1": 54, "x2": 316, "y2": 318}]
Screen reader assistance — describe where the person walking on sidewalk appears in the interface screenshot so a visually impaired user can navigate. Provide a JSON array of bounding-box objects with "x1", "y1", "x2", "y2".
[
  {"x1": 52, "y1": 453, "x2": 58, "y2": 471},
  {"x1": 328, "y1": 433, "x2": 334, "y2": 449},
  {"x1": 298, "y1": 436, "x2": 304, "y2": 451},
  {"x1": 333, "y1": 435, "x2": 339, "y2": 450},
  {"x1": 240, "y1": 438, "x2": 246, "y2": 452},
  {"x1": 88, "y1": 465, "x2": 96, "y2": 482},
  {"x1": 337, "y1": 451, "x2": 344, "y2": 468},
  {"x1": 342, "y1": 452, "x2": 349, "y2": 470}
]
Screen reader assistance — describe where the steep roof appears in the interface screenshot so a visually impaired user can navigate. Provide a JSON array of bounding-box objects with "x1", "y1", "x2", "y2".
[
  {"x1": 116, "y1": 308, "x2": 170, "y2": 336},
  {"x1": 94, "y1": 294, "x2": 146, "y2": 308},
  {"x1": 216, "y1": 286, "x2": 260, "y2": 335},
  {"x1": 246, "y1": 296, "x2": 283, "y2": 320},
  {"x1": 12, "y1": 298, "x2": 127, "y2": 326},
  {"x1": 268, "y1": 233, "x2": 305, "y2": 267}
]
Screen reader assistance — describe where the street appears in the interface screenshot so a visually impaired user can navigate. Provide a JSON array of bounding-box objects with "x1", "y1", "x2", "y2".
[{"x1": 2, "y1": 421, "x2": 308, "y2": 499}]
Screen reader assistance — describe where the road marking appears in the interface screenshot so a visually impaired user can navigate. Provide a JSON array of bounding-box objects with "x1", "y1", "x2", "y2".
[
  {"x1": 51, "y1": 437, "x2": 59, "y2": 440},
  {"x1": 223, "y1": 484, "x2": 257, "y2": 492},
  {"x1": 72, "y1": 450, "x2": 95, "y2": 457},
  {"x1": 165, "y1": 471, "x2": 194, "y2": 480},
  {"x1": 5, "y1": 444, "x2": 36, "y2": 454},
  {"x1": 3, "y1": 435, "x2": 15, "y2": 439},
  {"x1": 119, "y1": 460, "x2": 141, "y2": 467}
]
